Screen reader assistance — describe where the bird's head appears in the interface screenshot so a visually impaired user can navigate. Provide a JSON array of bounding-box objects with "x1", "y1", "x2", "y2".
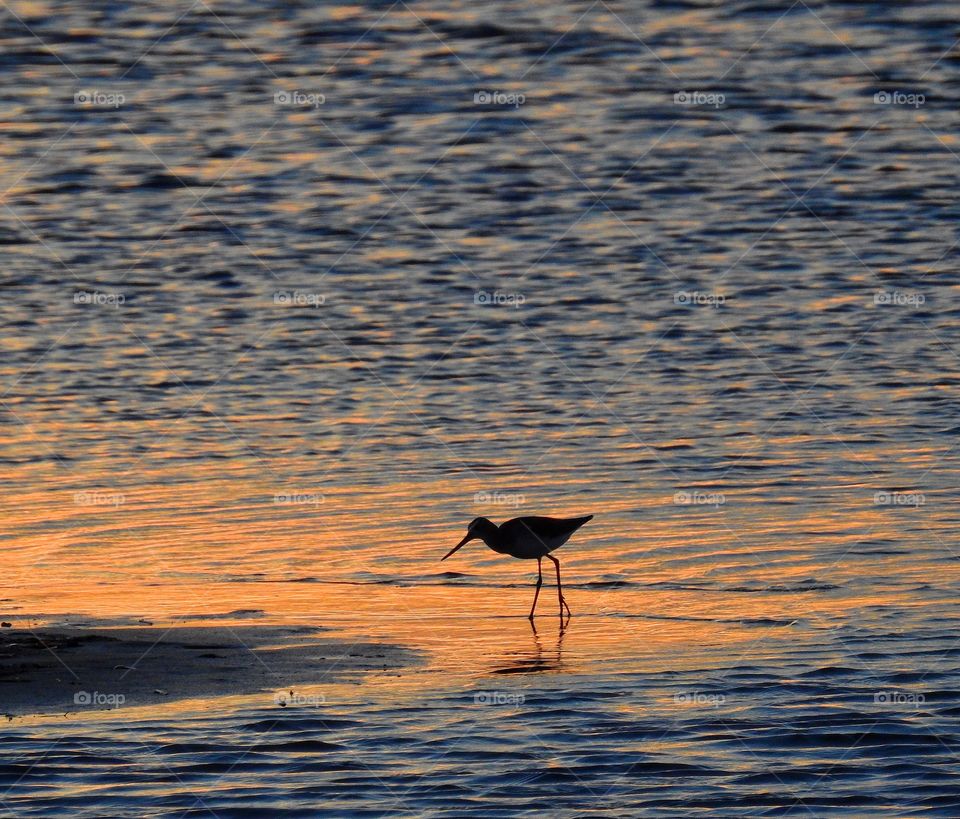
[{"x1": 442, "y1": 517, "x2": 498, "y2": 561}]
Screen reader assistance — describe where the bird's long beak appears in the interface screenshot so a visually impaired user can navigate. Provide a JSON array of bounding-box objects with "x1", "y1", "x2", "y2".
[{"x1": 442, "y1": 534, "x2": 472, "y2": 561}]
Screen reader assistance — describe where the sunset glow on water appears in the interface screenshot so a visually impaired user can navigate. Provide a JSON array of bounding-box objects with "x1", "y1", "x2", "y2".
[{"x1": 3, "y1": 0, "x2": 960, "y2": 815}]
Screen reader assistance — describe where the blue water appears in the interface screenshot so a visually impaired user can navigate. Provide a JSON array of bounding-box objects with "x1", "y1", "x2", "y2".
[
  {"x1": 3, "y1": 0, "x2": 960, "y2": 815},
  {"x1": 4, "y1": 608, "x2": 960, "y2": 816}
]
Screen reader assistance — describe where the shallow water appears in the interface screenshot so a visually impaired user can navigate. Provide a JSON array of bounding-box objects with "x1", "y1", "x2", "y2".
[{"x1": 2, "y1": 0, "x2": 960, "y2": 815}]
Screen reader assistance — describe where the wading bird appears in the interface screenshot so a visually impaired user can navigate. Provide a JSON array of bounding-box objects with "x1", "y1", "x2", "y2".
[{"x1": 442, "y1": 515, "x2": 593, "y2": 619}]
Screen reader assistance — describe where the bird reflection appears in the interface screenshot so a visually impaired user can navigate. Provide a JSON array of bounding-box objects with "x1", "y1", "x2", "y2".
[{"x1": 490, "y1": 614, "x2": 570, "y2": 674}]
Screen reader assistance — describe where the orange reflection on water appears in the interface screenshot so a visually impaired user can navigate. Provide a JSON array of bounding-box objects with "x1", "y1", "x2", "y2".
[{"x1": 2, "y1": 407, "x2": 946, "y2": 714}]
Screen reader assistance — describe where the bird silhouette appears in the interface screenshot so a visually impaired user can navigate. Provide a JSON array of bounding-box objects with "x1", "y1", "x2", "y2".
[{"x1": 442, "y1": 515, "x2": 593, "y2": 619}]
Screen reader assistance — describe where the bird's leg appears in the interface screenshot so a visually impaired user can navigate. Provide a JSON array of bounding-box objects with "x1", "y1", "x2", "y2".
[
  {"x1": 548, "y1": 555, "x2": 571, "y2": 617},
  {"x1": 529, "y1": 558, "x2": 543, "y2": 620}
]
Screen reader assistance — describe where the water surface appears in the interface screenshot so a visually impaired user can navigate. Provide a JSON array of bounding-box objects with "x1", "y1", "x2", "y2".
[{"x1": 2, "y1": 0, "x2": 959, "y2": 815}]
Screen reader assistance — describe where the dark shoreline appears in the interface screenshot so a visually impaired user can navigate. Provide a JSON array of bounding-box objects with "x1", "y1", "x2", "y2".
[{"x1": 0, "y1": 625, "x2": 416, "y2": 717}]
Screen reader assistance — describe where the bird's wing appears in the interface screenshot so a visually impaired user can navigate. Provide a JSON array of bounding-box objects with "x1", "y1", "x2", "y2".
[{"x1": 502, "y1": 515, "x2": 593, "y2": 540}]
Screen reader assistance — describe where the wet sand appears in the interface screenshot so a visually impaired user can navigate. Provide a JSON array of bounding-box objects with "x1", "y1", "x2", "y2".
[{"x1": 0, "y1": 625, "x2": 416, "y2": 717}]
